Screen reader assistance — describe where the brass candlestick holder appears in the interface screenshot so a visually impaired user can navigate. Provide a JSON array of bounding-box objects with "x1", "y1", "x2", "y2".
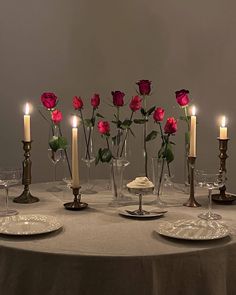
[
  {"x1": 183, "y1": 156, "x2": 201, "y2": 207},
  {"x1": 13, "y1": 141, "x2": 39, "y2": 204},
  {"x1": 212, "y1": 138, "x2": 236, "y2": 204},
  {"x1": 64, "y1": 186, "x2": 88, "y2": 210}
]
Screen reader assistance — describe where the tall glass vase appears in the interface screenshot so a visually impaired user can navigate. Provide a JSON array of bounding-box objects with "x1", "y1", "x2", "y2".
[
  {"x1": 110, "y1": 158, "x2": 130, "y2": 205},
  {"x1": 152, "y1": 157, "x2": 174, "y2": 206},
  {"x1": 110, "y1": 129, "x2": 130, "y2": 205},
  {"x1": 47, "y1": 125, "x2": 64, "y2": 192},
  {"x1": 82, "y1": 127, "x2": 96, "y2": 194}
]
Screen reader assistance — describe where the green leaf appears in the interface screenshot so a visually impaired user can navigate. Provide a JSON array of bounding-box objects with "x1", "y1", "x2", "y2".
[
  {"x1": 146, "y1": 106, "x2": 156, "y2": 116},
  {"x1": 134, "y1": 119, "x2": 148, "y2": 124},
  {"x1": 49, "y1": 137, "x2": 60, "y2": 152},
  {"x1": 121, "y1": 119, "x2": 132, "y2": 129},
  {"x1": 145, "y1": 130, "x2": 158, "y2": 142},
  {"x1": 141, "y1": 108, "x2": 146, "y2": 116},
  {"x1": 96, "y1": 113, "x2": 104, "y2": 118},
  {"x1": 49, "y1": 136, "x2": 67, "y2": 151},
  {"x1": 165, "y1": 146, "x2": 174, "y2": 164},
  {"x1": 95, "y1": 148, "x2": 102, "y2": 165},
  {"x1": 101, "y1": 148, "x2": 112, "y2": 163},
  {"x1": 58, "y1": 137, "x2": 68, "y2": 150}
]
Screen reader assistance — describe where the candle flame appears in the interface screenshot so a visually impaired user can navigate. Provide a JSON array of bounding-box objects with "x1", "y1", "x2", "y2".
[
  {"x1": 221, "y1": 116, "x2": 226, "y2": 127},
  {"x1": 191, "y1": 105, "x2": 196, "y2": 116},
  {"x1": 72, "y1": 115, "x2": 78, "y2": 128},
  {"x1": 25, "y1": 103, "x2": 30, "y2": 115}
]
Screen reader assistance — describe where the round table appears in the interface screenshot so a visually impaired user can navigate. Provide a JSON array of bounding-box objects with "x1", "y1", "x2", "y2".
[{"x1": 0, "y1": 181, "x2": 236, "y2": 295}]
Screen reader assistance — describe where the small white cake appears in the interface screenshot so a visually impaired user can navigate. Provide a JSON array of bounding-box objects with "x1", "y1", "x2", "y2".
[{"x1": 127, "y1": 177, "x2": 154, "y2": 189}]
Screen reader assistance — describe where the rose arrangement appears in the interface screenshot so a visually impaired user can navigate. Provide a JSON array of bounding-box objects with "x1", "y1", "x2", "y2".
[
  {"x1": 39, "y1": 92, "x2": 71, "y2": 176},
  {"x1": 96, "y1": 91, "x2": 142, "y2": 165},
  {"x1": 153, "y1": 107, "x2": 177, "y2": 195},
  {"x1": 96, "y1": 93, "x2": 142, "y2": 198},
  {"x1": 73, "y1": 94, "x2": 102, "y2": 161}
]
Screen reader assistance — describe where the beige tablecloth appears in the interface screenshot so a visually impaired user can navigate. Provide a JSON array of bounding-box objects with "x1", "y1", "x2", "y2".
[{"x1": 0, "y1": 181, "x2": 236, "y2": 295}]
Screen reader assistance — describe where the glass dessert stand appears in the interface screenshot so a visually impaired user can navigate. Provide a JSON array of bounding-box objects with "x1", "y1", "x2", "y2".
[{"x1": 127, "y1": 185, "x2": 154, "y2": 216}]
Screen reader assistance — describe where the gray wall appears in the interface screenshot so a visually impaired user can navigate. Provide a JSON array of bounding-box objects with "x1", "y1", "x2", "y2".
[{"x1": 0, "y1": 0, "x2": 236, "y2": 192}]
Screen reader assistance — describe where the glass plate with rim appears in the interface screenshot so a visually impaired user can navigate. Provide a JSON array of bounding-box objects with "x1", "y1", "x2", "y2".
[
  {"x1": 0, "y1": 214, "x2": 62, "y2": 236},
  {"x1": 156, "y1": 219, "x2": 229, "y2": 240}
]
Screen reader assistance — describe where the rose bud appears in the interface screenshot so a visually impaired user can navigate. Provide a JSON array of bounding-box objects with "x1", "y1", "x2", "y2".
[
  {"x1": 153, "y1": 107, "x2": 165, "y2": 122},
  {"x1": 41, "y1": 92, "x2": 58, "y2": 109},
  {"x1": 97, "y1": 121, "x2": 110, "y2": 135},
  {"x1": 175, "y1": 89, "x2": 190, "y2": 107},
  {"x1": 129, "y1": 95, "x2": 142, "y2": 112},
  {"x1": 51, "y1": 109, "x2": 63, "y2": 124},
  {"x1": 112, "y1": 91, "x2": 125, "y2": 107},
  {"x1": 73, "y1": 96, "x2": 84, "y2": 110},
  {"x1": 91, "y1": 93, "x2": 100, "y2": 109},
  {"x1": 136, "y1": 80, "x2": 152, "y2": 95},
  {"x1": 164, "y1": 117, "x2": 177, "y2": 134}
]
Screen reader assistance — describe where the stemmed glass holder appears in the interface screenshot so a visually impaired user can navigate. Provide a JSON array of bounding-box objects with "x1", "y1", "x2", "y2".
[
  {"x1": 183, "y1": 156, "x2": 201, "y2": 207},
  {"x1": 13, "y1": 141, "x2": 39, "y2": 204},
  {"x1": 64, "y1": 186, "x2": 88, "y2": 210},
  {"x1": 212, "y1": 138, "x2": 236, "y2": 203}
]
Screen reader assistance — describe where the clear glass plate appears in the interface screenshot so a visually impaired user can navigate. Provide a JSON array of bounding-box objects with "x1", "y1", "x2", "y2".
[
  {"x1": 0, "y1": 214, "x2": 62, "y2": 236},
  {"x1": 156, "y1": 219, "x2": 229, "y2": 240}
]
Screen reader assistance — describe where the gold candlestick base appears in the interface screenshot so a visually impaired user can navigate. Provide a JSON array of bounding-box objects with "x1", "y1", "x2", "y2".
[
  {"x1": 13, "y1": 141, "x2": 39, "y2": 204},
  {"x1": 212, "y1": 138, "x2": 236, "y2": 204},
  {"x1": 183, "y1": 156, "x2": 201, "y2": 207},
  {"x1": 64, "y1": 186, "x2": 88, "y2": 210}
]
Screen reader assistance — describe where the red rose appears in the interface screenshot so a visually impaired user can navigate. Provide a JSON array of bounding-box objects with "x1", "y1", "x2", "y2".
[
  {"x1": 164, "y1": 117, "x2": 177, "y2": 134},
  {"x1": 73, "y1": 96, "x2": 84, "y2": 110},
  {"x1": 136, "y1": 80, "x2": 151, "y2": 95},
  {"x1": 97, "y1": 121, "x2": 110, "y2": 135},
  {"x1": 175, "y1": 89, "x2": 190, "y2": 107},
  {"x1": 153, "y1": 107, "x2": 165, "y2": 122},
  {"x1": 129, "y1": 95, "x2": 142, "y2": 112},
  {"x1": 112, "y1": 91, "x2": 125, "y2": 107},
  {"x1": 41, "y1": 92, "x2": 57, "y2": 109},
  {"x1": 51, "y1": 109, "x2": 63, "y2": 124},
  {"x1": 91, "y1": 93, "x2": 100, "y2": 108}
]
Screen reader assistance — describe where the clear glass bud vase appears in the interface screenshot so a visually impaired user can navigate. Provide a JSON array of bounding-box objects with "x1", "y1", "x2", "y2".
[
  {"x1": 110, "y1": 129, "x2": 130, "y2": 205},
  {"x1": 47, "y1": 124, "x2": 64, "y2": 192},
  {"x1": 81, "y1": 127, "x2": 96, "y2": 194},
  {"x1": 152, "y1": 157, "x2": 174, "y2": 206}
]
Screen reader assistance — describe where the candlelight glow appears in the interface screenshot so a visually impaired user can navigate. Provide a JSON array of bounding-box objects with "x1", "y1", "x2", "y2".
[
  {"x1": 25, "y1": 103, "x2": 30, "y2": 115},
  {"x1": 72, "y1": 115, "x2": 79, "y2": 128},
  {"x1": 191, "y1": 105, "x2": 196, "y2": 116},
  {"x1": 221, "y1": 116, "x2": 226, "y2": 127}
]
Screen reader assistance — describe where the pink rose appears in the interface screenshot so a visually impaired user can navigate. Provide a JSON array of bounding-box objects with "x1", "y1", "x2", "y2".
[
  {"x1": 73, "y1": 96, "x2": 84, "y2": 110},
  {"x1": 153, "y1": 107, "x2": 165, "y2": 122},
  {"x1": 51, "y1": 109, "x2": 63, "y2": 124},
  {"x1": 136, "y1": 80, "x2": 151, "y2": 95},
  {"x1": 164, "y1": 117, "x2": 177, "y2": 134},
  {"x1": 112, "y1": 91, "x2": 125, "y2": 107},
  {"x1": 129, "y1": 95, "x2": 142, "y2": 112},
  {"x1": 97, "y1": 121, "x2": 110, "y2": 135},
  {"x1": 41, "y1": 92, "x2": 57, "y2": 109},
  {"x1": 175, "y1": 89, "x2": 190, "y2": 107},
  {"x1": 91, "y1": 93, "x2": 100, "y2": 108}
]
